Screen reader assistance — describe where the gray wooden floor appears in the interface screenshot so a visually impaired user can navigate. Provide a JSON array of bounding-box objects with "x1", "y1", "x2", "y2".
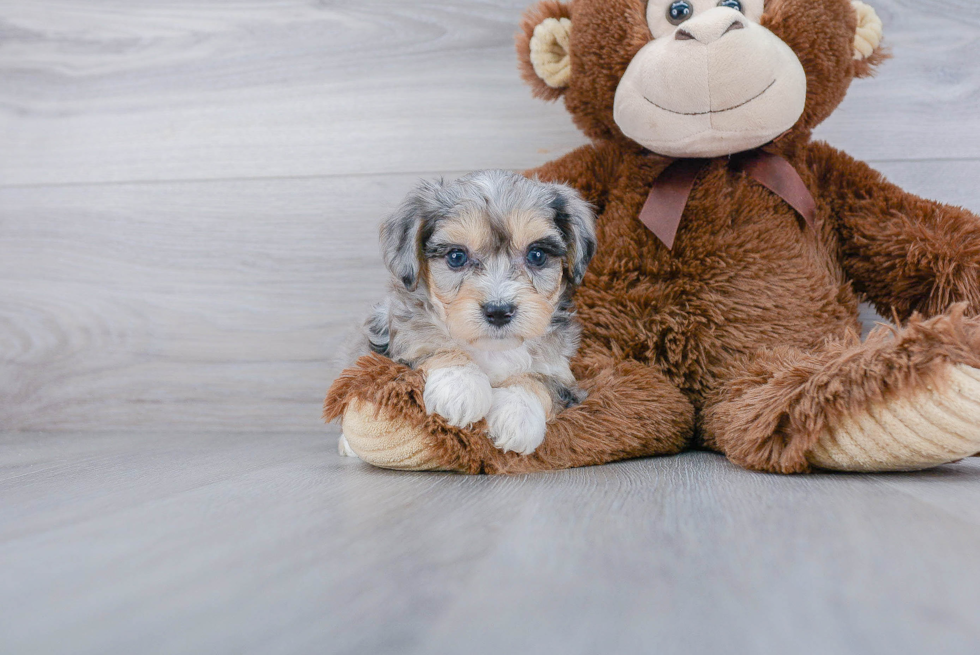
[
  {"x1": 5, "y1": 432, "x2": 980, "y2": 654},
  {"x1": 3, "y1": 1, "x2": 980, "y2": 653}
]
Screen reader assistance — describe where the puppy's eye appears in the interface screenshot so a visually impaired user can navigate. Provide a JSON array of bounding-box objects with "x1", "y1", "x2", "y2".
[
  {"x1": 718, "y1": 0, "x2": 743, "y2": 11},
  {"x1": 667, "y1": 0, "x2": 694, "y2": 25},
  {"x1": 526, "y1": 247, "x2": 548, "y2": 268},
  {"x1": 446, "y1": 249, "x2": 468, "y2": 269}
]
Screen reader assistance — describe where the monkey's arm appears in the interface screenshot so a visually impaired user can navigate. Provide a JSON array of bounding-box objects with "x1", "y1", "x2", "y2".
[
  {"x1": 807, "y1": 141, "x2": 980, "y2": 320},
  {"x1": 324, "y1": 353, "x2": 692, "y2": 474},
  {"x1": 524, "y1": 142, "x2": 618, "y2": 214}
]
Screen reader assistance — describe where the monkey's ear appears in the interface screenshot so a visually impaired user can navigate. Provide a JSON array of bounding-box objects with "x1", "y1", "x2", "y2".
[
  {"x1": 851, "y1": 1, "x2": 888, "y2": 78},
  {"x1": 548, "y1": 183, "x2": 596, "y2": 286},
  {"x1": 380, "y1": 181, "x2": 441, "y2": 291},
  {"x1": 517, "y1": 1, "x2": 574, "y2": 101}
]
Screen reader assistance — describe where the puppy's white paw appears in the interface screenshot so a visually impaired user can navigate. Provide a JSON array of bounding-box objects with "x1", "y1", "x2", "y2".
[
  {"x1": 338, "y1": 433, "x2": 359, "y2": 458},
  {"x1": 486, "y1": 386, "x2": 548, "y2": 455},
  {"x1": 423, "y1": 364, "x2": 493, "y2": 427}
]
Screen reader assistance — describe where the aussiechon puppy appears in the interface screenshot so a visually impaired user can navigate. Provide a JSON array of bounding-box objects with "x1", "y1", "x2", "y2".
[{"x1": 346, "y1": 170, "x2": 596, "y2": 455}]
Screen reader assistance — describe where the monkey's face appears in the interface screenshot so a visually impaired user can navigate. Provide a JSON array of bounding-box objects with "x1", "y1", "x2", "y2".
[
  {"x1": 517, "y1": 0, "x2": 885, "y2": 155},
  {"x1": 613, "y1": 1, "x2": 806, "y2": 158}
]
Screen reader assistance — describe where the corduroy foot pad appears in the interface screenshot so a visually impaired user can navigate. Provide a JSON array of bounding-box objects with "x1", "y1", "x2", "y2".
[
  {"x1": 341, "y1": 400, "x2": 445, "y2": 471},
  {"x1": 808, "y1": 365, "x2": 980, "y2": 472}
]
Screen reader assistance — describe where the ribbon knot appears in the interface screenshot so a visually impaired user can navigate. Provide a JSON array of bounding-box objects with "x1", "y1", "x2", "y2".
[{"x1": 638, "y1": 150, "x2": 818, "y2": 250}]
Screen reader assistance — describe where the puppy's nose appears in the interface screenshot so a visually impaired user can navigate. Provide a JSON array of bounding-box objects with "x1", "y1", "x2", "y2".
[{"x1": 482, "y1": 302, "x2": 517, "y2": 327}]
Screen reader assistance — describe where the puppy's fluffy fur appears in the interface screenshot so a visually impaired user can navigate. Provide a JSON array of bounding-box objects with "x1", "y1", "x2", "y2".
[{"x1": 343, "y1": 170, "x2": 597, "y2": 456}]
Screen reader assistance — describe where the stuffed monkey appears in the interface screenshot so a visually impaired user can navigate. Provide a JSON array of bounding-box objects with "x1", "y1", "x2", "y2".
[{"x1": 327, "y1": 0, "x2": 980, "y2": 475}]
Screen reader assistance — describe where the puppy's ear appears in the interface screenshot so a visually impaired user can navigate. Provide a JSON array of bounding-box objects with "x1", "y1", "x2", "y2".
[
  {"x1": 549, "y1": 184, "x2": 596, "y2": 286},
  {"x1": 517, "y1": 1, "x2": 574, "y2": 101},
  {"x1": 380, "y1": 180, "x2": 442, "y2": 291}
]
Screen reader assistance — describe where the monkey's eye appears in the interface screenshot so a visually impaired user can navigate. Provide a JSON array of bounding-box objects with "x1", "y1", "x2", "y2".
[
  {"x1": 718, "y1": 0, "x2": 743, "y2": 11},
  {"x1": 446, "y1": 249, "x2": 469, "y2": 269},
  {"x1": 526, "y1": 247, "x2": 548, "y2": 268},
  {"x1": 667, "y1": 0, "x2": 694, "y2": 25}
]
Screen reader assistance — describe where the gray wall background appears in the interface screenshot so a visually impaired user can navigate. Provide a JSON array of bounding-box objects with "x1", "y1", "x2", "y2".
[{"x1": 2, "y1": 0, "x2": 979, "y2": 432}]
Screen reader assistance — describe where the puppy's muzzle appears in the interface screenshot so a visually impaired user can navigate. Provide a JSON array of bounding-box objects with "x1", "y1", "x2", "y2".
[{"x1": 482, "y1": 302, "x2": 517, "y2": 327}]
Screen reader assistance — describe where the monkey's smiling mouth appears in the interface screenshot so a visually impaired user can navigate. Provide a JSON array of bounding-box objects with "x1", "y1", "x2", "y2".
[{"x1": 643, "y1": 79, "x2": 777, "y2": 116}]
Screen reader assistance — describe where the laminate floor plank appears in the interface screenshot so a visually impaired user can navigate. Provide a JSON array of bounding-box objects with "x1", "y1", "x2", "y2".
[
  {"x1": 875, "y1": 464, "x2": 980, "y2": 528},
  {"x1": 1, "y1": 0, "x2": 979, "y2": 187},
  {"x1": 0, "y1": 173, "x2": 465, "y2": 431},
  {"x1": 416, "y1": 456, "x2": 980, "y2": 655},
  {"x1": 0, "y1": 430, "x2": 545, "y2": 655},
  {"x1": 4, "y1": 159, "x2": 979, "y2": 431},
  {"x1": 3, "y1": 433, "x2": 980, "y2": 655}
]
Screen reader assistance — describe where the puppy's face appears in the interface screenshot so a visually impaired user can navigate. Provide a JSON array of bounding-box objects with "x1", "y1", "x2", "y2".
[
  {"x1": 381, "y1": 171, "x2": 596, "y2": 351},
  {"x1": 425, "y1": 206, "x2": 568, "y2": 349}
]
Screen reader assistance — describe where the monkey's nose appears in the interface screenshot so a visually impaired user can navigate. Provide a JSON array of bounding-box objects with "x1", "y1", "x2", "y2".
[
  {"x1": 482, "y1": 302, "x2": 517, "y2": 327},
  {"x1": 675, "y1": 14, "x2": 744, "y2": 44}
]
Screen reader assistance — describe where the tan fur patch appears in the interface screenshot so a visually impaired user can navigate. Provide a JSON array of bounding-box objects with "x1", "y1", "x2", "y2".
[
  {"x1": 439, "y1": 211, "x2": 496, "y2": 254},
  {"x1": 505, "y1": 210, "x2": 559, "y2": 251},
  {"x1": 418, "y1": 350, "x2": 473, "y2": 373},
  {"x1": 513, "y1": 286, "x2": 556, "y2": 339},
  {"x1": 437, "y1": 283, "x2": 487, "y2": 344}
]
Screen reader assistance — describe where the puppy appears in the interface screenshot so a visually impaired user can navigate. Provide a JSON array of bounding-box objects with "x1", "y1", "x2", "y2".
[{"x1": 341, "y1": 170, "x2": 596, "y2": 456}]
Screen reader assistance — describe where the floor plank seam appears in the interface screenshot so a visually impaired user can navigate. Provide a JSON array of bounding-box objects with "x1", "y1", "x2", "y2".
[{"x1": 1, "y1": 157, "x2": 978, "y2": 192}]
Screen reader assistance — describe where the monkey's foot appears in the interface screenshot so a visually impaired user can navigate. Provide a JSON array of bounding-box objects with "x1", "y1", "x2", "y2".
[
  {"x1": 340, "y1": 400, "x2": 447, "y2": 471},
  {"x1": 808, "y1": 364, "x2": 980, "y2": 472}
]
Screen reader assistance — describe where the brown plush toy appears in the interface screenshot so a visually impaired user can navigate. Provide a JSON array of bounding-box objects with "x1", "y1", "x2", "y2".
[{"x1": 326, "y1": 0, "x2": 980, "y2": 475}]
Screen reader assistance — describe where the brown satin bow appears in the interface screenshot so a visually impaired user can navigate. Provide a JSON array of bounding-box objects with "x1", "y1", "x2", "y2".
[{"x1": 638, "y1": 150, "x2": 818, "y2": 249}]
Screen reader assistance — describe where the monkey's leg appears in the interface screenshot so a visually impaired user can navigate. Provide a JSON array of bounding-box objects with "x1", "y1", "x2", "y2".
[
  {"x1": 324, "y1": 353, "x2": 693, "y2": 474},
  {"x1": 702, "y1": 306, "x2": 980, "y2": 474}
]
